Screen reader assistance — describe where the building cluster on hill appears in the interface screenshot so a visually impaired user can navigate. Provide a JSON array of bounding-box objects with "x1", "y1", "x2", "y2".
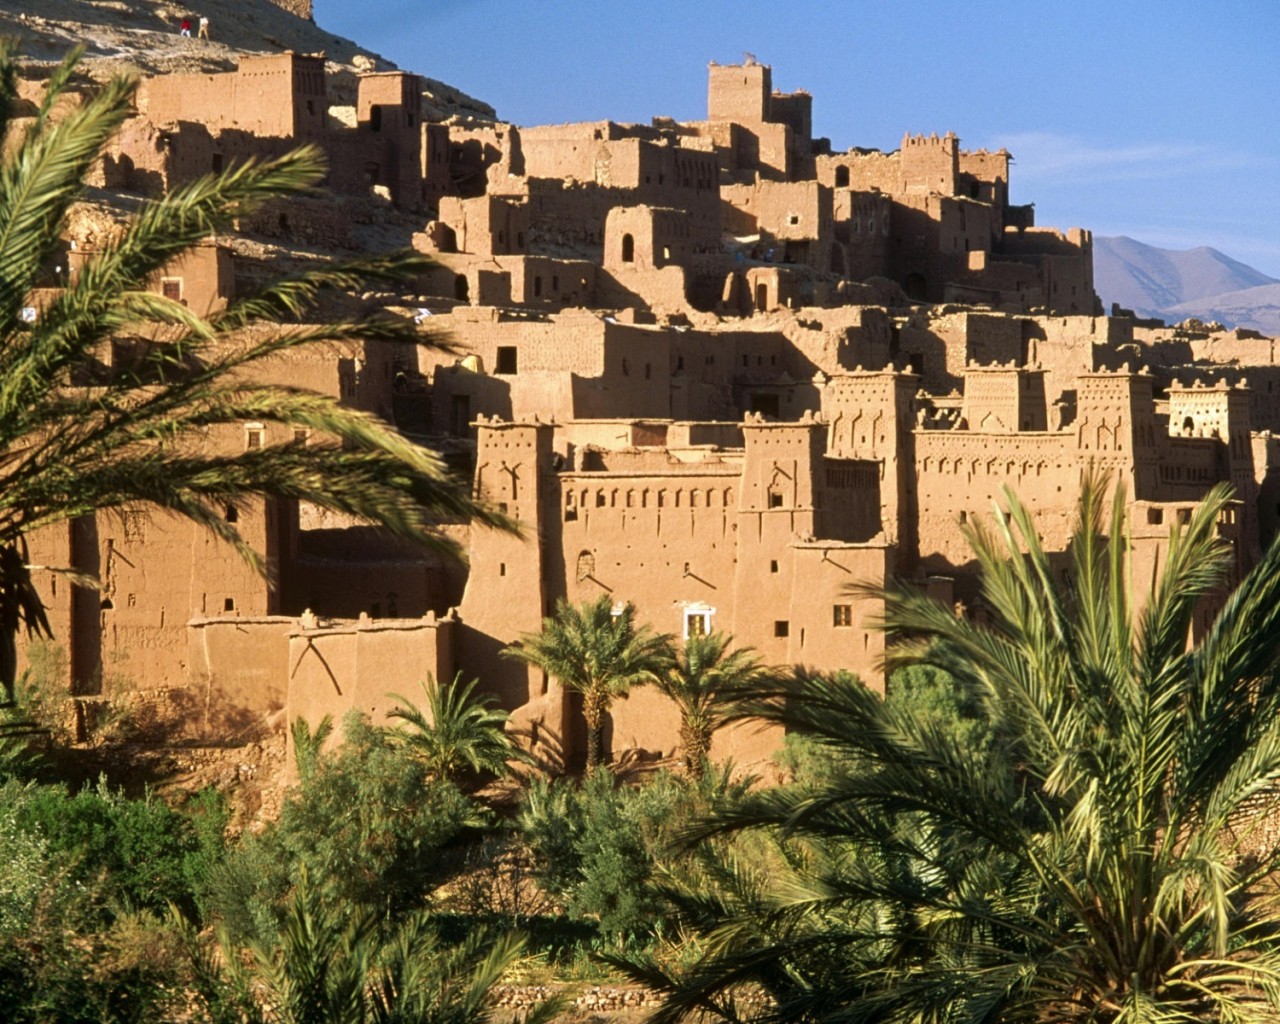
[{"x1": 18, "y1": 52, "x2": 1280, "y2": 767}]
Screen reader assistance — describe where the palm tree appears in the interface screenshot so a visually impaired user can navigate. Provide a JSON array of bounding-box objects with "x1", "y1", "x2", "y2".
[
  {"x1": 504, "y1": 595, "x2": 673, "y2": 771},
  {"x1": 656, "y1": 631, "x2": 765, "y2": 775},
  {"x1": 0, "y1": 46, "x2": 508, "y2": 696},
  {"x1": 387, "y1": 673, "x2": 525, "y2": 783},
  {"x1": 622, "y1": 473, "x2": 1280, "y2": 1024},
  {"x1": 180, "y1": 875, "x2": 564, "y2": 1024}
]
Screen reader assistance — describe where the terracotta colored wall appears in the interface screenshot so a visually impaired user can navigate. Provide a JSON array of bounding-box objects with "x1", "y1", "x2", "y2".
[{"x1": 286, "y1": 613, "x2": 455, "y2": 739}]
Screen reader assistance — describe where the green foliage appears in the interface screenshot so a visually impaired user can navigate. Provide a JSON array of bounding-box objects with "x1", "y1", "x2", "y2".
[
  {"x1": 291, "y1": 713, "x2": 334, "y2": 783},
  {"x1": 0, "y1": 804, "x2": 47, "y2": 935},
  {"x1": 4, "y1": 775, "x2": 208, "y2": 917},
  {"x1": 884, "y1": 662, "x2": 993, "y2": 756},
  {"x1": 505, "y1": 595, "x2": 674, "y2": 769},
  {"x1": 0, "y1": 779, "x2": 191, "y2": 1022},
  {"x1": 185, "y1": 874, "x2": 564, "y2": 1024},
  {"x1": 517, "y1": 768, "x2": 746, "y2": 944},
  {"x1": 655, "y1": 632, "x2": 767, "y2": 774},
  {"x1": 627, "y1": 474, "x2": 1280, "y2": 1024},
  {"x1": 212, "y1": 713, "x2": 484, "y2": 944},
  {"x1": 388, "y1": 673, "x2": 525, "y2": 784}
]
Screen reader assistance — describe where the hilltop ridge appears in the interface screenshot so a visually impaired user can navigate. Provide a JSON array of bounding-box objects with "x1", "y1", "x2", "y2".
[{"x1": 2, "y1": 0, "x2": 495, "y2": 120}]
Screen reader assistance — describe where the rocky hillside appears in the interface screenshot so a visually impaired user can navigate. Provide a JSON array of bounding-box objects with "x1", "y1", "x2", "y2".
[
  {"x1": 1094, "y1": 235, "x2": 1278, "y2": 325},
  {"x1": 2, "y1": 0, "x2": 495, "y2": 120}
]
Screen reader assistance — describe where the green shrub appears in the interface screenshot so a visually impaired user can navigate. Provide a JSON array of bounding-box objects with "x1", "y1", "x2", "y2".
[
  {"x1": 11, "y1": 776, "x2": 204, "y2": 917},
  {"x1": 210, "y1": 712, "x2": 485, "y2": 943},
  {"x1": 517, "y1": 768, "x2": 744, "y2": 945}
]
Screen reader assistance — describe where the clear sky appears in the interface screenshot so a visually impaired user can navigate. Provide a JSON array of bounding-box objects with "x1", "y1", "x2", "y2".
[{"x1": 313, "y1": 0, "x2": 1279, "y2": 278}]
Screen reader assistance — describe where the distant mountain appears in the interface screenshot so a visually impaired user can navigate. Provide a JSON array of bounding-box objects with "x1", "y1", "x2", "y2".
[{"x1": 1093, "y1": 236, "x2": 1278, "y2": 325}]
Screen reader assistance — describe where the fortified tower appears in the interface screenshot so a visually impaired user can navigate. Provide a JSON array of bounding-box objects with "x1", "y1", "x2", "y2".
[
  {"x1": 1167, "y1": 378, "x2": 1257, "y2": 556},
  {"x1": 1075, "y1": 368, "x2": 1160, "y2": 498},
  {"x1": 820, "y1": 369, "x2": 918, "y2": 565},
  {"x1": 900, "y1": 131, "x2": 959, "y2": 195},
  {"x1": 457, "y1": 418, "x2": 556, "y2": 712}
]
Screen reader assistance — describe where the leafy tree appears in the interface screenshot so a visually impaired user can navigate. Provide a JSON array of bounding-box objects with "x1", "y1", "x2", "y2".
[
  {"x1": 387, "y1": 673, "x2": 525, "y2": 784},
  {"x1": 211, "y1": 714, "x2": 484, "y2": 942},
  {"x1": 655, "y1": 632, "x2": 767, "y2": 774},
  {"x1": 518, "y1": 767, "x2": 749, "y2": 946},
  {"x1": 504, "y1": 595, "x2": 673, "y2": 771},
  {"x1": 623, "y1": 475, "x2": 1280, "y2": 1023},
  {"x1": 0, "y1": 44, "x2": 506, "y2": 696}
]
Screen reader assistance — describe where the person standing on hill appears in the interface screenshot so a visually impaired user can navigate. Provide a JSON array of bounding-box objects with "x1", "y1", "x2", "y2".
[
  {"x1": 198, "y1": 15, "x2": 209, "y2": 40},
  {"x1": 179, "y1": 16, "x2": 192, "y2": 36}
]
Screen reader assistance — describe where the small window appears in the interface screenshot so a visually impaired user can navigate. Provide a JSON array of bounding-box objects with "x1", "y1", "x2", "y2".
[
  {"x1": 1177, "y1": 508, "x2": 1191, "y2": 525},
  {"x1": 225, "y1": 505, "x2": 238, "y2": 523},
  {"x1": 788, "y1": 214, "x2": 799, "y2": 226},
  {"x1": 621, "y1": 233, "x2": 635, "y2": 263},
  {"x1": 774, "y1": 620, "x2": 790, "y2": 638},
  {"x1": 293, "y1": 428, "x2": 309, "y2": 445},
  {"x1": 245, "y1": 426, "x2": 264, "y2": 450},
  {"x1": 1147, "y1": 508, "x2": 1163, "y2": 525},
  {"x1": 684, "y1": 609, "x2": 711, "y2": 638},
  {"x1": 495, "y1": 346, "x2": 518, "y2": 374},
  {"x1": 161, "y1": 278, "x2": 182, "y2": 301},
  {"x1": 769, "y1": 560, "x2": 779, "y2": 573},
  {"x1": 223, "y1": 597, "x2": 235, "y2": 612},
  {"x1": 833, "y1": 605, "x2": 853, "y2": 627},
  {"x1": 533, "y1": 276, "x2": 543, "y2": 297},
  {"x1": 768, "y1": 491, "x2": 784, "y2": 509},
  {"x1": 499, "y1": 563, "x2": 506, "y2": 577}
]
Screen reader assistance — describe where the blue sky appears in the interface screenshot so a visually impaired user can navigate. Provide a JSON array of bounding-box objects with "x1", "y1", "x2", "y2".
[{"x1": 314, "y1": 0, "x2": 1280, "y2": 278}]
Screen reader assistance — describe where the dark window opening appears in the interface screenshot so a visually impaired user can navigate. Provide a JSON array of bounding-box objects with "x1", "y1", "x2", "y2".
[
  {"x1": 454, "y1": 274, "x2": 469, "y2": 302},
  {"x1": 533, "y1": 275, "x2": 543, "y2": 297},
  {"x1": 768, "y1": 491, "x2": 784, "y2": 509},
  {"x1": 769, "y1": 560, "x2": 779, "y2": 573},
  {"x1": 833, "y1": 604, "x2": 853, "y2": 627},
  {"x1": 370, "y1": 105, "x2": 383, "y2": 132},
  {"x1": 621, "y1": 233, "x2": 635, "y2": 263},
  {"x1": 495, "y1": 346, "x2": 518, "y2": 374},
  {"x1": 225, "y1": 505, "x2": 238, "y2": 523},
  {"x1": 749, "y1": 394, "x2": 780, "y2": 419},
  {"x1": 1148, "y1": 508, "x2": 1164, "y2": 525},
  {"x1": 223, "y1": 597, "x2": 235, "y2": 612},
  {"x1": 774, "y1": 620, "x2": 790, "y2": 638},
  {"x1": 834, "y1": 166, "x2": 850, "y2": 188}
]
